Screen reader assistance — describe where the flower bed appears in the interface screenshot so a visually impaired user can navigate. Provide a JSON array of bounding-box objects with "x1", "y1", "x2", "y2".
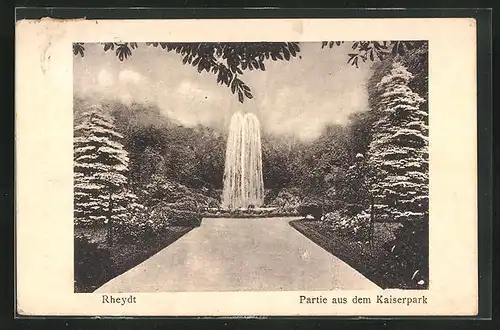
[
  {"x1": 202, "y1": 206, "x2": 299, "y2": 218},
  {"x1": 289, "y1": 218, "x2": 428, "y2": 289},
  {"x1": 74, "y1": 225, "x2": 193, "y2": 293}
]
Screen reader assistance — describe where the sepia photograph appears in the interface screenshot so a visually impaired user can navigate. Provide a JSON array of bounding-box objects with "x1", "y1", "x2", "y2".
[
  {"x1": 15, "y1": 17, "x2": 479, "y2": 316},
  {"x1": 72, "y1": 40, "x2": 429, "y2": 293}
]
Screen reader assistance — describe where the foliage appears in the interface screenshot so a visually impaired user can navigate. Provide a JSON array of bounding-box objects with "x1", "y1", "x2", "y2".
[
  {"x1": 73, "y1": 103, "x2": 143, "y2": 227},
  {"x1": 74, "y1": 222, "x2": 194, "y2": 292},
  {"x1": 115, "y1": 199, "x2": 202, "y2": 242},
  {"x1": 283, "y1": 111, "x2": 379, "y2": 212},
  {"x1": 341, "y1": 154, "x2": 371, "y2": 215},
  {"x1": 383, "y1": 216, "x2": 429, "y2": 288},
  {"x1": 291, "y1": 124, "x2": 350, "y2": 200},
  {"x1": 270, "y1": 188, "x2": 303, "y2": 208},
  {"x1": 137, "y1": 174, "x2": 219, "y2": 209},
  {"x1": 169, "y1": 197, "x2": 200, "y2": 212},
  {"x1": 263, "y1": 189, "x2": 280, "y2": 205},
  {"x1": 71, "y1": 39, "x2": 430, "y2": 290},
  {"x1": 259, "y1": 110, "x2": 400, "y2": 213},
  {"x1": 205, "y1": 189, "x2": 223, "y2": 203},
  {"x1": 74, "y1": 41, "x2": 421, "y2": 103},
  {"x1": 74, "y1": 42, "x2": 300, "y2": 103},
  {"x1": 291, "y1": 218, "x2": 425, "y2": 289},
  {"x1": 322, "y1": 211, "x2": 370, "y2": 241},
  {"x1": 149, "y1": 201, "x2": 203, "y2": 227},
  {"x1": 109, "y1": 101, "x2": 226, "y2": 191},
  {"x1": 321, "y1": 41, "x2": 426, "y2": 68},
  {"x1": 113, "y1": 209, "x2": 152, "y2": 242},
  {"x1": 368, "y1": 43, "x2": 428, "y2": 113},
  {"x1": 366, "y1": 62, "x2": 428, "y2": 222},
  {"x1": 113, "y1": 195, "x2": 203, "y2": 241},
  {"x1": 203, "y1": 206, "x2": 299, "y2": 218},
  {"x1": 298, "y1": 203, "x2": 323, "y2": 220},
  {"x1": 363, "y1": 58, "x2": 429, "y2": 289},
  {"x1": 400, "y1": 44, "x2": 429, "y2": 102},
  {"x1": 261, "y1": 134, "x2": 297, "y2": 189},
  {"x1": 139, "y1": 174, "x2": 187, "y2": 205},
  {"x1": 344, "y1": 111, "x2": 378, "y2": 160},
  {"x1": 74, "y1": 234, "x2": 113, "y2": 292}
]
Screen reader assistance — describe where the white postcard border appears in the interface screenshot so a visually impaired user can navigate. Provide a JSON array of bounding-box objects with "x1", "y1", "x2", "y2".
[{"x1": 15, "y1": 17, "x2": 477, "y2": 316}]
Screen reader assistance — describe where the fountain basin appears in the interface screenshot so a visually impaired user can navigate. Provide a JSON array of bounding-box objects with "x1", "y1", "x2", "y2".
[{"x1": 202, "y1": 206, "x2": 299, "y2": 219}]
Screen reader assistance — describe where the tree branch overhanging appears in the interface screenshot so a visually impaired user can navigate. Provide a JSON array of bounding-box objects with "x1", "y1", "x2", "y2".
[{"x1": 73, "y1": 41, "x2": 423, "y2": 103}]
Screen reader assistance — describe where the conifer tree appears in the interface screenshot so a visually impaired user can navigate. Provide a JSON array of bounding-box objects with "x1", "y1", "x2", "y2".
[
  {"x1": 74, "y1": 104, "x2": 139, "y2": 227},
  {"x1": 366, "y1": 62, "x2": 428, "y2": 222}
]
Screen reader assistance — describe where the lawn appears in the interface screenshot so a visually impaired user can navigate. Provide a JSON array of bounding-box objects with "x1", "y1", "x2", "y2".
[
  {"x1": 74, "y1": 225, "x2": 194, "y2": 293},
  {"x1": 289, "y1": 219, "x2": 425, "y2": 289}
]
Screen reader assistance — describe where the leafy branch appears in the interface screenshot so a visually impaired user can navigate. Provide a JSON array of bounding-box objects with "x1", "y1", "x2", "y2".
[
  {"x1": 73, "y1": 42, "x2": 85, "y2": 57},
  {"x1": 321, "y1": 40, "x2": 425, "y2": 68},
  {"x1": 72, "y1": 40, "x2": 424, "y2": 102},
  {"x1": 73, "y1": 42, "x2": 299, "y2": 103}
]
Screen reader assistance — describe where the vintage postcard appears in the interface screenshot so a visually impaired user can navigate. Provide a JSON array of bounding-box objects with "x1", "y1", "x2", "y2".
[{"x1": 15, "y1": 17, "x2": 478, "y2": 316}]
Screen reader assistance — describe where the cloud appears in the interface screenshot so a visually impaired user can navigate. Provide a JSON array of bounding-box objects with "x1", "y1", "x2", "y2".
[
  {"x1": 97, "y1": 68, "x2": 114, "y2": 87},
  {"x1": 176, "y1": 80, "x2": 217, "y2": 101},
  {"x1": 176, "y1": 80, "x2": 194, "y2": 95},
  {"x1": 74, "y1": 42, "x2": 371, "y2": 141},
  {"x1": 118, "y1": 69, "x2": 146, "y2": 84},
  {"x1": 119, "y1": 93, "x2": 133, "y2": 105},
  {"x1": 156, "y1": 80, "x2": 228, "y2": 128}
]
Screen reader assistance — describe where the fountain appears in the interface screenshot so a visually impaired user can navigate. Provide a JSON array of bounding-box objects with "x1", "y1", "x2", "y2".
[{"x1": 222, "y1": 112, "x2": 264, "y2": 210}]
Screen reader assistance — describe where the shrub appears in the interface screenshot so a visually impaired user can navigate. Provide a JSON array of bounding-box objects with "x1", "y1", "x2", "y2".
[
  {"x1": 74, "y1": 234, "x2": 113, "y2": 292},
  {"x1": 140, "y1": 175, "x2": 220, "y2": 209},
  {"x1": 167, "y1": 208, "x2": 202, "y2": 227},
  {"x1": 383, "y1": 217, "x2": 429, "y2": 288},
  {"x1": 301, "y1": 195, "x2": 321, "y2": 204},
  {"x1": 189, "y1": 193, "x2": 219, "y2": 209},
  {"x1": 323, "y1": 211, "x2": 370, "y2": 241},
  {"x1": 150, "y1": 201, "x2": 202, "y2": 227},
  {"x1": 207, "y1": 200, "x2": 220, "y2": 209},
  {"x1": 74, "y1": 226, "x2": 108, "y2": 245},
  {"x1": 114, "y1": 210, "x2": 152, "y2": 242},
  {"x1": 141, "y1": 177, "x2": 184, "y2": 206},
  {"x1": 202, "y1": 205, "x2": 299, "y2": 218},
  {"x1": 322, "y1": 200, "x2": 345, "y2": 213},
  {"x1": 113, "y1": 198, "x2": 202, "y2": 243},
  {"x1": 344, "y1": 203, "x2": 365, "y2": 217},
  {"x1": 171, "y1": 197, "x2": 200, "y2": 212},
  {"x1": 272, "y1": 188, "x2": 302, "y2": 208},
  {"x1": 275, "y1": 206, "x2": 300, "y2": 217},
  {"x1": 299, "y1": 203, "x2": 323, "y2": 220},
  {"x1": 374, "y1": 222, "x2": 403, "y2": 244},
  {"x1": 264, "y1": 189, "x2": 280, "y2": 205},
  {"x1": 205, "y1": 189, "x2": 222, "y2": 202}
]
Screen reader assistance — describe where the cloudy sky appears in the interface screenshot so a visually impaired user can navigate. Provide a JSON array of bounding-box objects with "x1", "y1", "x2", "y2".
[{"x1": 74, "y1": 42, "x2": 372, "y2": 141}]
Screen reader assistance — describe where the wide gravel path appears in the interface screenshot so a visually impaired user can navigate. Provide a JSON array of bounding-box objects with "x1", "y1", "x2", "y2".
[{"x1": 96, "y1": 217, "x2": 379, "y2": 292}]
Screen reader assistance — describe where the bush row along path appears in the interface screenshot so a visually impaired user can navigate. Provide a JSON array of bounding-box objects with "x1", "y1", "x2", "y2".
[{"x1": 96, "y1": 217, "x2": 380, "y2": 292}]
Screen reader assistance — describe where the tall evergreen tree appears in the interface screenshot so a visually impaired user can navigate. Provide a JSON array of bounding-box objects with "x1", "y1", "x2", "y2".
[
  {"x1": 74, "y1": 104, "x2": 140, "y2": 227},
  {"x1": 366, "y1": 62, "x2": 428, "y2": 222}
]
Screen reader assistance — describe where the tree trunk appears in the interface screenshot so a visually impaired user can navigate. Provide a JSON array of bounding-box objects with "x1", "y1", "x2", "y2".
[
  {"x1": 369, "y1": 194, "x2": 375, "y2": 244},
  {"x1": 107, "y1": 190, "x2": 113, "y2": 247}
]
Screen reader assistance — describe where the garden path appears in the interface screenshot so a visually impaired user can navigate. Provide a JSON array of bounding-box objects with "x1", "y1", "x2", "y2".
[{"x1": 96, "y1": 217, "x2": 379, "y2": 292}]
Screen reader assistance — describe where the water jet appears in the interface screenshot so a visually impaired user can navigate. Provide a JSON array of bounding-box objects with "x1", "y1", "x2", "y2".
[{"x1": 222, "y1": 112, "x2": 264, "y2": 209}]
